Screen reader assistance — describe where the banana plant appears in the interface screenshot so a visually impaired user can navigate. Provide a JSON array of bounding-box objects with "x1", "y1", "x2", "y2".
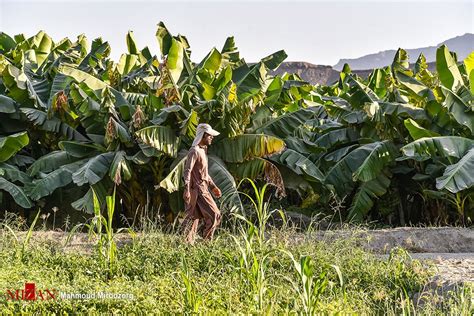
[{"x1": 1, "y1": 24, "x2": 473, "y2": 226}]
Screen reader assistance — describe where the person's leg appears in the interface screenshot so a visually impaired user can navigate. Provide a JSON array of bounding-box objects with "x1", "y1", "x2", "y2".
[
  {"x1": 184, "y1": 218, "x2": 200, "y2": 244},
  {"x1": 182, "y1": 188, "x2": 201, "y2": 244},
  {"x1": 197, "y1": 192, "x2": 222, "y2": 240}
]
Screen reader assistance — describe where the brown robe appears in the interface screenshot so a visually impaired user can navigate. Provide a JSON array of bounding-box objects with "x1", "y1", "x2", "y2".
[{"x1": 182, "y1": 145, "x2": 221, "y2": 243}]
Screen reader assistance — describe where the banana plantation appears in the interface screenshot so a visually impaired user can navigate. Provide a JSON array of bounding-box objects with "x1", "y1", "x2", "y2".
[{"x1": 0, "y1": 23, "x2": 473, "y2": 226}]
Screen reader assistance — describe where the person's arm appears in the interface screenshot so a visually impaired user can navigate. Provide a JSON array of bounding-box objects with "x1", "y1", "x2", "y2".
[
  {"x1": 183, "y1": 149, "x2": 198, "y2": 194},
  {"x1": 208, "y1": 176, "x2": 217, "y2": 190},
  {"x1": 209, "y1": 176, "x2": 221, "y2": 198}
]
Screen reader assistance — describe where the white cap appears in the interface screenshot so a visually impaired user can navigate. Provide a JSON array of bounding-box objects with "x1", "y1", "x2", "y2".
[
  {"x1": 192, "y1": 123, "x2": 220, "y2": 147},
  {"x1": 197, "y1": 123, "x2": 220, "y2": 136}
]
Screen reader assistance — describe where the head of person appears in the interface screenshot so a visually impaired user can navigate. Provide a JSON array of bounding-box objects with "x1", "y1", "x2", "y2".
[
  {"x1": 201, "y1": 132, "x2": 214, "y2": 146},
  {"x1": 194, "y1": 123, "x2": 220, "y2": 147}
]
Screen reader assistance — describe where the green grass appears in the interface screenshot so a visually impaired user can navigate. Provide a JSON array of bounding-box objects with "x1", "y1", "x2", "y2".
[{"x1": 0, "y1": 224, "x2": 472, "y2": 314}]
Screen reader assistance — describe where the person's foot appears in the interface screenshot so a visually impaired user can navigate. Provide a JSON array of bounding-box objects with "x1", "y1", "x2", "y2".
[{"x1": 184, "y1": 236, "x2": 195, "y2": 245}]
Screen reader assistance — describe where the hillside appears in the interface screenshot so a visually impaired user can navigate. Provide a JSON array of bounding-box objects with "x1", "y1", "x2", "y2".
[
  {"x1": 274, "y1": 61, "x2": 436, "y2": 85},
  {"x1": 333, "y1": 33, "x2": 473, "y2": 71},
  {"x1": 271, "y1": 62, "x2": 339, "y2": 85}
]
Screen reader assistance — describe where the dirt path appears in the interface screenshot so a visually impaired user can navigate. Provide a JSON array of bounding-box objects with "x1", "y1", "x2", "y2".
[
  {"x1": 379, "y1": 253, "x2": 474, "y2": 285},
  {"x1": 283, "y1": 227, "x2": 474, "y2": 290},
  {"x1": 410, "y1": 253, "x2": 474, "y2": 284},
  {"x1": 318, "y1": 227, "x2": 474, "y2": 288}
]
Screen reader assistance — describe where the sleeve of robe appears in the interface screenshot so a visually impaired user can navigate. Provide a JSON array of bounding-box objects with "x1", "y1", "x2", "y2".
[
  {"x1": 183, "y1": 149, "x2": 198, "y2": 193},
  {"x1": 208, "y1": 174, "x2": 218, "y2": 190}
]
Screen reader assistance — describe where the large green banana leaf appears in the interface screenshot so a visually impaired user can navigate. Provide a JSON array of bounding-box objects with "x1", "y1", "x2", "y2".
[
  {"x1": 0, "y1": 132, "x2": 29, "y2": 163},
  {"x1": 264, "y1": 76, "x2": 284, "y2": 106},
  {"x1": 368, "y1": 68, "x2": 392, "y2": 98},
  {"x1": 0, "y1": 177, "x2": 32, "y2": 208},
  {"x1": 377, "y1": 102, "x2": 429, "y2": 122},
  {"x1": 135, "y1": 125, "x2": 180, "y2": 158},
  {"x1": 352, "y1": 141, "x2": 398, "y2": 182},
  {"x1": 283, "y1": 137, "x2": 324, "y2": 156},
  {"x1": 276, "y1": 165, "x2": 312, "y2": 196},
  {"x1": 25, "y1": 168, "x2": 73, "y2": 201},
  {"x1": 2, "y1": 64, "x2": 49, "y2": 108},
  {"x1": 0, "y1": 163, "x2": 31, "y2": 184},
  {"x1": 253, "y1": 107, "x2": 323, "y2": 137},
  {"x1": 227, "y1": 157, "x2": 271, "y2": 180},
  {"x1": 325, "y1": 141, "x2": 397, "y2": 197},
  {"x1": 235, "y1": 63, "x2": 268, "y2": 102},
  {"x1": 270, "y1": 149, "x2": 324, "y2": 182},
  {"x1": 72, "y1": 152, "x2": 115, "y2": 186},
  {"x1": 0, "y1": 32, "x2": 16, "y2": 53},
  {"x1": 226, "y1": 157, "x2": 285, "y2": 196},
  {"x1": 71, "y1": 180, "x2": 109, "y2": 214},
  {"x1": 59, "y1": 65, "x2": 134, "y2": 119},
  {"x1": 117, "y1": 54, "x2": 139, "y2": 76},
  {"x1": 213, "y1": 65, "x2": 232, "y2": 94},
  {"x1": 59, "y1": 141, "x2": 104, "y2": 158},
  {"x1": 76, "y1": 38, "x2": 110, "y2": 70},
  {"x1": 396, "y1": 71, "x2": 432, "y2": 104},
  {"x1": 16, "y1": 31, "x2": 53, "y2": 68},
  {"x1": 436, "y1": 147, "x2": 474, "y2": 193},
  {"x1": 261, "y1": 50, "x2": 287, "y2": 71},
  {"x1": 464, "y1": 51, "x2": 474, "y2": 94},
  {"x1": 5, "y1": 155, "x2": 35, "y2": 168},
  {"x1": 441, "y1": 86, "x2": 474, "y2": 134},
  {"x1": 59, "y1": 65, "x2": 107, "y2": 91},
  {"x1": 221, "y1": 36, "x2": 240, "y2": 65},
  {"x1": 392, "y1": 48, "x2": 411, "y2": 75},
  {"x1": 167, "y1": 38, "x2": 184, "y2": 84},
  {"x1": 313, "y1": 128, "x2": 359, "y2": 148},
  {"x1": 21, "y1": 108, "x2": 88, "y2": 141},
  {"x1": 323, "y1": 144, "x2": 358, "y2": 163},
  {"x1": 109, "y1": 151, "x2": 132, "y2": 185},
  {"x1": 402, "y1": 136, "x2": 474, "y2": 160},
  {"x1": 346, "y1": 75, "x2": 378, "y2": 108},
  {"x1": 159, "y1": 155, "x2": 187, "y2": 193},
  {"x1": 208, "y1": 155, "x2": 243, "y2": 212},
  {"x1": 0, "y1": 95, "x2": 16, "y2": 113},
  {"x1": 211, "y1": 134, "x2": 285, "y2": 163},
  {"x1": 404, "y1": 118, "x2": 440, "y2": 140},
  {"x1": 28, "y1": 151, "x2": 77, "y2": 176},
  {"x1": 156, "y1": 22, "x2": 173, "y2": 56},
  {"x1": 126, "y1": 31, "x2": 138, "y2": 55},
  {"x1": 347, "y1": 172, "x2": 391, "y2": 222},
  {"x1": 436, "y1": 45, "x2": 464, "y2": 91},
  {"x1": 196, "y1": 48, "x2": 222, "y2": 82}
]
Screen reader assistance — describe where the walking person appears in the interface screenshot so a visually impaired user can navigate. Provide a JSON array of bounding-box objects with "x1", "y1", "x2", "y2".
[{"x1": 182, "y1": 123, "x2": 222, "y2": 244}]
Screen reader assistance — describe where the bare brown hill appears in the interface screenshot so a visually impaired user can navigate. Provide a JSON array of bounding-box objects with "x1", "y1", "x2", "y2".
[
  {"x1": 271, "y1": 62, "x2": 339, "y2": 85},
  {"x1": 273, "y1": 61, "x2": 437, "y2": 85}
]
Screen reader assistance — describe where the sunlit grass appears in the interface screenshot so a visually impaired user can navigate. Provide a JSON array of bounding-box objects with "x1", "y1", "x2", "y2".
[{"x1": 0, "y1": 221, "x2": 471, "y2": 314}]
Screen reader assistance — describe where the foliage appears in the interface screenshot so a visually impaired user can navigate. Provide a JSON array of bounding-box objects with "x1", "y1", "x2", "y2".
[{"x1": 0, "y1": 25, "x2": 473, "y2": 225}]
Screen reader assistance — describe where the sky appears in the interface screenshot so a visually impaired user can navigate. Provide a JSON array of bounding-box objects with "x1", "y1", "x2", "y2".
[{"x1": 0, "y1": 0, "x2": 472, "y2": 66}]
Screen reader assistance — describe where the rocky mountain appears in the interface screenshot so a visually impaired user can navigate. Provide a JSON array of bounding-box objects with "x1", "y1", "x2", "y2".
[
  {"x1": 333, "y1": 33, "x2": 473, "y2": 71},
  {"x1": 272, "y1": 62, "x2": 378, "y2": 85},
  {"x1": 273, "y1": 33, "x2": 469, "y2": 85},
  {"x1": 271, "y1": 62, "x2": 339, "y2": 85}
]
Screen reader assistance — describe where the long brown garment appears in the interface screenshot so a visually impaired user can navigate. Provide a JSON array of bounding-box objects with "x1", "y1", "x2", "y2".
[{"x1": 182, "y1": 145, "x2": 221, "y2": 243}]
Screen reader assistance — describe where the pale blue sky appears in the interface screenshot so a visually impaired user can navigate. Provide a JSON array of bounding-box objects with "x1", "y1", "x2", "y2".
[{"x1": 0, "y1": 0, "x2": 472, "y2": 65}]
